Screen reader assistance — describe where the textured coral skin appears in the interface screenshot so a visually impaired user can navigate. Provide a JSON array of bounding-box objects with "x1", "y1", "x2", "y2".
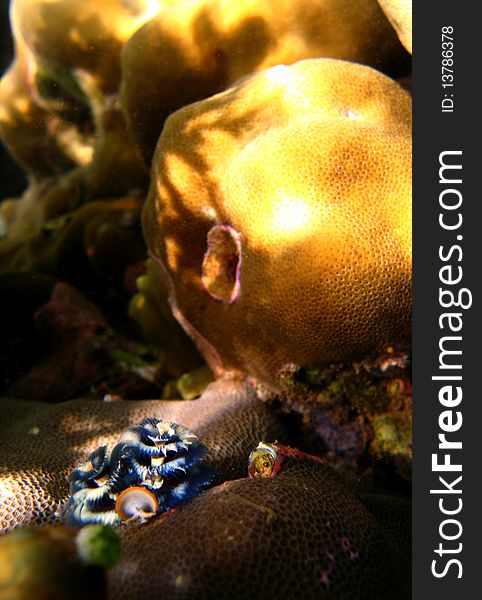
[
  {"x1": 109, "y1": 446, "x2": 409, "y2": 599},
  {"x1": 377, "y1": 0, "x2": 412, "y2": 54},
  {"x1": 142, "y1": 58, "x2": 412, "y2": 393},
  {"x1": 121, "y1": 0, "x2": 409, "y2": 162},
  {"x1": 0, "y1": 379, "x2": 286, "y2": 533}
]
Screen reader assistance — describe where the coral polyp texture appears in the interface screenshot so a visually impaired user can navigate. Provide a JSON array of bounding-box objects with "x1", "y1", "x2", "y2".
[
  {"x1": 63, "y1": 418, "x2": 214, "y2": 527},
  {"x1": 121, "y1": 0, "x2": 409, "y2": 161},
  {"x1": 108, "y1": 442, "x2": 410, "y2": 599},
  {"x1": 142, "y1": 58, "x2": 412, "y2": 394},
  {"x1": 0, "y1": 379, "x2": 287, "y2": 533}
]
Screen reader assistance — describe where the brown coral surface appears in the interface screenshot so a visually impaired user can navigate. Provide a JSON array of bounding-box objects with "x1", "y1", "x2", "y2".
[
  {"x1": 109, "y1": 446, "x2": 410, "y2": 599},
  {"x1": 0, "y1": 379, "x2": 286, "y2": 533}
]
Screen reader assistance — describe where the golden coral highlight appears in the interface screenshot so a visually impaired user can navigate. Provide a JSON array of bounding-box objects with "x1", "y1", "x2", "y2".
[{"x1": 143, "y1": 58, "x2": 412, "y2": 392}]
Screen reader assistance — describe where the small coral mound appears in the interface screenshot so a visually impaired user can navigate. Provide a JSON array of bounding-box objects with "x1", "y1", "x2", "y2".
[
  {"x1": 63, "y1": 418, "x2": 214, "y2": 527},
  {"x1": 109, "y1": 442, "x2": 410, "y2": 599},
  {"x1": 143, "y1": 57, "x2": 412, "y2": 394}
]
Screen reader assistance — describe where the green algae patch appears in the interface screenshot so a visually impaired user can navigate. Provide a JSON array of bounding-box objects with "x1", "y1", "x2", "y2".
[{"x1": 371, "y1": 413, "x2": 412, "y2": 457}]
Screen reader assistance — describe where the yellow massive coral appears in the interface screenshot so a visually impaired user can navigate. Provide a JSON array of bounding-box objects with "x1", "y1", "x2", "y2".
[
  {"x1": 377, "y1": 0, "x2": 412, "y2": 54},
  {"x1": 1, "y1": 1, "x2": 156, "y2": 186},
  {"x1": 121, "y1": 0, "x2": 409, "y2": 162},
  {"x1": 0, "y1": 54, "x2": 93, "y2": 180},
  {"x1": 10, "y1": 0, "x2": 164, "y2": 93},
  {"x1": 143, "y1": 58, "x2": 412, "y2": 393},
  {"x1": 0, "y1": 2, "x2": 153, "y2": 254}
]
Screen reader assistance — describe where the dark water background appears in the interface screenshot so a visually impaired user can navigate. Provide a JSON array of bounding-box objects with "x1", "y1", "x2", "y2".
[{"x1": 0, "y1": 0, "x2": 28, "y2": 200}]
